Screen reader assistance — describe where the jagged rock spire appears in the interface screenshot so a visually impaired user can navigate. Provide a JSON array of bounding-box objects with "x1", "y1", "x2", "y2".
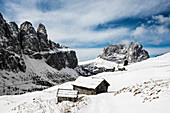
[
  {"x1": 37, "y1": 23, "x2": 47, "y2": 35},
  {"x1": 20, "y1": 21, "x2": 32, "y2": 31},
  {"x1": 20, "y1": 21, "x2": 40, "y2": 54},
  {"x1": 37, "y1": 23, "x2": 49, "y2": 51}
]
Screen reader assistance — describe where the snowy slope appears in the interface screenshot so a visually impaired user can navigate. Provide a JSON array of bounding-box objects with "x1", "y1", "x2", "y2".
[
  {"x1": 0, "y1": 54, "x2": 78, "y2": 95},
  {"x1": 78, "y1": 58, "x2": 117, "y2": 69},
  {"x1": 0, "y1": 13, "x2": 79, "y2": 96},
  {"x1": 0, "y1": 52, "x2": 170, "y2": 113}
]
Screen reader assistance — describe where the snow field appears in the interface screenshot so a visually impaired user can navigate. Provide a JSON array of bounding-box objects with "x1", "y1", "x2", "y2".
[{"x1": 0, "y1": 52, "x2": 170, "y2": 113}]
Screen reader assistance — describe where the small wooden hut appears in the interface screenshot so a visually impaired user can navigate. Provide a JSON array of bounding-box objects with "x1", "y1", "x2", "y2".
[
  {"x1": 105, "y1": 67, "x2": 115, "y2": 72},
  {"x1": 56, "y1": 89, "x2": 78, "y2": 102},
  {"x1": 118, "y1": 67, "x2": 126, "y2": 71},
  {"x1": 72, "y1": 77, "x2": 110, "y2": 95}
]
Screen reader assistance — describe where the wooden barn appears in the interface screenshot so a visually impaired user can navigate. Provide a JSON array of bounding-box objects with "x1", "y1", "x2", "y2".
[
  {"x1": 72, "y1": 77, "x2": 110, "y2": 95},
  {"x1": 56, "y1": 89, "x2": 78, "y2": 102}
]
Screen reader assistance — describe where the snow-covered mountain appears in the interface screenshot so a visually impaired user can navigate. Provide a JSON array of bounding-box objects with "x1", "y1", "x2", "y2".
[
  {"x1": 0, "y1": 13, "x2": 78, "y2": 95},
  {"x1": 98, "y1": 42, "x2": 150, "y2": 63},
  {"x1": 0, "y1": 52, "x2": 169, "y2": 113},
  {"x1": 75, "y1": 58, "x2": 117, "y2": 76},
  {"x1": 77, "y1": 42, "x2": 149, "y2": 76}
]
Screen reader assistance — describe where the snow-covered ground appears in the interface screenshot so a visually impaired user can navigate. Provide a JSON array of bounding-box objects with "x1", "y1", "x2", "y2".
[
  {"x1": 0, "y1": 54, "x2": 78, "y2": 95},
  {"x1": 0, "y1": 52, "x2": 170, "y2": 113}
]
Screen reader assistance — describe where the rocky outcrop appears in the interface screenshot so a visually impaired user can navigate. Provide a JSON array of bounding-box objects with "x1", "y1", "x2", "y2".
[
  {"x1": 77, "y1": 42, "x2": 149, "y2": 76},
  {"x1": 0, "y1": 13, "x2": 78, "y2": 95},
  {"x1": 20, "y1": 21, "x2": 40, "y2": 54},
  {"x1": 0, "y1": 49, "x2": 26, "y2": 72},
  {"x1": 75, "y1": 64, "x2": 106, "y2": 76},
  {"x1": 37, "y1": 23, "x2": 49, "y2": 51},
  {"x1": 98, "y1": 42, "x2": 149, "y2": 63},
  {"x1": 0, "y1": 13, "x2": 25, "y2": 72},
  {"x1": 0, "y1": 13, "x2": 78, "y2": 71},
  {"x1": 41, "y1": 51, "x2": 77, "y2": 70}
]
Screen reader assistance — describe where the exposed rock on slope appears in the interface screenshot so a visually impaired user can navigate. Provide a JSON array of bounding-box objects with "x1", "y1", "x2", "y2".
[
  {"x1": 0, "y1": 13, "x2": 78, "y2": 95},
  {"x1": 77, "y1": 42, "x2": 149, "y2": 76},
  {"x1": 98, "y1": 42, "x2": 149, "y2": 63}
]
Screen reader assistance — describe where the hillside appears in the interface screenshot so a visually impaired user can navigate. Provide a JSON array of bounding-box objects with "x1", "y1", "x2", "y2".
[
  {"x1": 0, "y1": 52, "x2": 170, "y2": 113},
  {"x1": 0, "y1": 13, "x2": 78, "y2": 95},
  {"x1": 76, "y1": 42, "x2": 150, "y2": 76}
]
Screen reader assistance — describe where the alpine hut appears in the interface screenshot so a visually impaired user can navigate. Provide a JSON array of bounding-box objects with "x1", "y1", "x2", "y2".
[
  {"x1": 56, "y1": 89, "x2": 78, "y2": 102},
  {"x1": 72, "y1": 77, "x2": 110, "y2": 95}
]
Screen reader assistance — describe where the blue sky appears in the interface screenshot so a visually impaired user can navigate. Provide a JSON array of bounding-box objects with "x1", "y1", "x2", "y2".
[{"x1": 0, "y1": 0, "x2": 170, "y2": 61}]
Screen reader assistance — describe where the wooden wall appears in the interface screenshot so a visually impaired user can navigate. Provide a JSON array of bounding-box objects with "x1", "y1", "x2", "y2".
[
  {"x1": 73, "y1": 81, "x2": 109, "y2": 95},
  {"x1": 96, "y1": 81, "x2": 108, "y2": 94},
  {"x1": 73, "y1": 86, "x2": 96, "y2": 95},
  {"x1": 57, "y1": 97, "x2": 77, "y2": 102}
]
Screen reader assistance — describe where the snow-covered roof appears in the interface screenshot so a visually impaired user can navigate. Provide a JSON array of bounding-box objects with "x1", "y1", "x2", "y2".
[
  {"x1": 72, "y1": 77, "x2": 110, "y2": 89},
  {"x1": 57, "y1": 89, "x2": 78, "y2": 98}
]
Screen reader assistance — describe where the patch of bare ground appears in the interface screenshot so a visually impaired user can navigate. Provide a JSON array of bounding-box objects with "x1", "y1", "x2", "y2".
[
  {"x1": 12, "y1": 96, "x2": 89, "y2": 113},
  {"x1": 114, "y1": 79, "x2": 170, "y2": 103}
]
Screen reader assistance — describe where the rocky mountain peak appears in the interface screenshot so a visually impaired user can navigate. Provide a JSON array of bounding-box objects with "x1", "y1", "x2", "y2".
[
  {"x1": 0, "y1": 13, "x2": 78, "y2": 95},
  {"x1": 37, "y1": 23, "x2": 49, "y2": 51},
  {"x1": 9, "y1": 22, "x2": 19, "y2": 32},
  {"x1": 0, "y1": 13, "x2": 3, "y2": 18},
  {"x1": 98, "y1": 42, "x2": 150, "y2": 63},
  {"x1": 20, "y1": 21, "x2": 32, "y2": 31},
  {"x1": 0, "y1": 13, "x2": 6, "y2": 24},
  {"x1": 0, "y1": 12, "x2": 78, "y2": 71},
  {"x1": 37, "y1": 23, "x2": 47, "y2": 35}
]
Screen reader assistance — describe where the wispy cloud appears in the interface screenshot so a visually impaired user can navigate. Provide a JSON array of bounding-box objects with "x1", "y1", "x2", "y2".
[
  {"x1": 74, "y1": 48, "x2": 103, "y2": 61},
  {"x1": 152, "y1": 15, "x2": 170, "y2": 24},
  {"x1": 150, "y1": 37, "x2": 163, "y2": 45},
  {"x1": 156, "y1": 26, "x2": 169, "y2": 34},
  {"x1": 2, "y1": 0, "x2": 170, "y2": 47},
  {"x1": 1, "y1": 0, "x2": 170, "y2": 61},
  {"x1": 130, "y1": 14, "x2": 170, "y2": 46},
  {"x1": 145, "y1": 47, "x2": 170, "y2": 56},
  {"x1": 131, "y1": 24, "x2": 147, "y2": 37}
]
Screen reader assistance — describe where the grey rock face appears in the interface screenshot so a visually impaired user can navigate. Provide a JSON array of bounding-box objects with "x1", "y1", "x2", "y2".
[
  {"x1": 37, "y1": 23, "x2": 49, "y2": 51},
  {"x1": 20, "y1": 21, "x2": 40, "y2": 54},
  {"x1": 0, "y1": 13, "x2": 25, "y2": 72},
  {"x1": 0, "y1": 13, "x2": 78, "y2": 95},
  {"x1": 42, "y1": 51, "x2": 78, "y2": 70},
  {"x1": 0, "y1": 13, "x2": 78, "y2": 72},
  {"x1": 19, "y1": 21, "x2": 78, "y2": 69},
  {"x1": 0, "y1": 49, "x2": 26, "y2": 72},
  {"x1": 75, "y1": 63, "x2": 106, "y2": 76},
  {"x1": 98, "y1": 42, "x2": 150, "y2": 63},
  {"x1": 0, "y1": 15, "x2": 20, "y2": 54}
]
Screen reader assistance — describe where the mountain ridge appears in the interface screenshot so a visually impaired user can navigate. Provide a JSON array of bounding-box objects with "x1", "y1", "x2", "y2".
[{"x1": 0, "y1": 13, "x2": 78, "y2": 95}]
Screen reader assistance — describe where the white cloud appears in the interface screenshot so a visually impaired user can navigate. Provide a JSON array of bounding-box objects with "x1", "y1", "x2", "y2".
[
  {"x1": 156, "y1": 26, "x2": 169, "y2": 34},
  {"x1": 150, "y1": 37, "x2": 163, "y2": 45},
  {"x1": 145, "y1": 47, "x2": 170, "y2": 56},
  {"x1": 131, "y1": 25, "x2": 147, "y2": 37},
  {"x1": 2, "y1": 0, "x2": 170, "y2": 47},
  {"x1": 73, "y1": 48, "x2": 103, "y2": 61},
  {"x1": 152, "y1": 15, "x2": 170, "y2": 23},
  {"x1": 131, "y1": 18, "x2": 169, "y2": 40}
]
